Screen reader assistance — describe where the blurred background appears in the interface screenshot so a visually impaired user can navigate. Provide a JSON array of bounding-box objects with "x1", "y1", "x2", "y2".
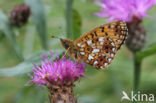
[{"x1": 0, "y1": 0, "x2": 156, "y2": 103}]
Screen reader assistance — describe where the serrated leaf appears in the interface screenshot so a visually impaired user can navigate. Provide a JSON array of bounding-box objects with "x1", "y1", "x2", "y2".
[
  {"x1": 0, "y1": 50, "x2": 63, "y2": 77},
  {"x1": 72, "y1": 9, "x2": 82, "y2": 40},
  {"x1": 0, "y1": 10, "x2": 24, "y2": 61},
  {"x1": 25, "y1": 0, "x2": 48, "y2": 50}
]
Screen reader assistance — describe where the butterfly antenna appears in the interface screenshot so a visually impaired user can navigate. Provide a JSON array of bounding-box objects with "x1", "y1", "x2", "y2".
[{"x1": 51, "y1": 35, "x2": 61, "y2": 39}]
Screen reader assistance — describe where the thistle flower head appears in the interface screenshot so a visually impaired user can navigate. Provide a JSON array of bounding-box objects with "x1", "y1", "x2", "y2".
[
  {"x1": 95, "y1": 0, "x2": 156, "y2": 21},
  {"x1": 27, "y1": 52, "x2": 85, "y2": 86}
]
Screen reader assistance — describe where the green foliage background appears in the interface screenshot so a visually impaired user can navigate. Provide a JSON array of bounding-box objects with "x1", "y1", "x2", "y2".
[{"x1": 0, "y1": 0, "x2": 156, "y2": 103}]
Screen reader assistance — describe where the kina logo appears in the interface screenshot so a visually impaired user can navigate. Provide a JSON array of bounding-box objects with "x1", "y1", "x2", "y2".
[{"x1": 121, "y1": 91, "x2": 155, "y2": 102}]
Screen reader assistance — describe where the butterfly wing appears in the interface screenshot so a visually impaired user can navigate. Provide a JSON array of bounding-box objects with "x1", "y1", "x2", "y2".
[
  {"x1": 75, "y1": 21, "x2": 128, "y2": 50},
  {"x1": 74, "y1": 21, "x2": 128, "y2": 69}
]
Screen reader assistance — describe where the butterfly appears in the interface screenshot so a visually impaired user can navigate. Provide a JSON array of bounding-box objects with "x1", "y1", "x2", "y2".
[{"x1": 52, "y1": 21, "x2": 128, "y2": 69}]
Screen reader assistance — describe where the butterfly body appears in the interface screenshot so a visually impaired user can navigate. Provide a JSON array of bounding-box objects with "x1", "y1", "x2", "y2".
[
  {"x1": 60, "y1": 39, "x2": 80, "y2": 60},
  {"x1": 60, "y1": 21, "x2": 128, "y2": 69}
]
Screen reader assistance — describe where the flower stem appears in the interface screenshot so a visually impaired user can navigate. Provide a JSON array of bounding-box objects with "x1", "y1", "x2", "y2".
[
  {"x1": 133, "y1": 45, "x2": 156, "y2": 92},
  {"x1": 133, "y1": 52, "x2": 142, "y2": 103},
  {"x1": 66, "y1": 0, "x2": 73, "y2": 39},
  {"x1": 133, "y1": 52, "x2": 142, "y2": 92}
]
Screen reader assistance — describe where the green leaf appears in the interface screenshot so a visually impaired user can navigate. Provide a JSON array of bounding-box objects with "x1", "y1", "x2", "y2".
[
  {"x1": 25, "y1": 0, "x2": 48, "y2": 50},
  {"x1": 0, "y1": 10, "x2": 24, "y2": 61},
  {"x1": 72, "y1": 9, "x2": 82, "y2": 40},
  {"x1": 23, "y1": 26, "x2": 36, "y2": 57},
  {"x1": 136, "y1": 44, "x2": 156, "y2": 61},
  {"x1": 0, "y1": 50, "x2": 63, "y2": 77}
]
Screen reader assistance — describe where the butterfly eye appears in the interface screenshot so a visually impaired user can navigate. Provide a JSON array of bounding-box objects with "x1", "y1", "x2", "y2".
[{"x1": 64, "y1": 42, "x2": 70, "y2": 49}]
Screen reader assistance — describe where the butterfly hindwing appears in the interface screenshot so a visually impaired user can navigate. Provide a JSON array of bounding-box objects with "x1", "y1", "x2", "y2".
[{"x1": 76, "y1": 36, "x2": 117, "y2": 69}]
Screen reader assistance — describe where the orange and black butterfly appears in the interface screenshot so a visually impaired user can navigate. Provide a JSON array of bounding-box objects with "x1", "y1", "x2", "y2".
[{"x1": 52, "y1": 21, "x2": 128, "y2": 69}]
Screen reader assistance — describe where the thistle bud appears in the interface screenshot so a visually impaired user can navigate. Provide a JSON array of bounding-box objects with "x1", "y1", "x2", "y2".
[
  {"x1": 126, "y1": 16, "x2": 146, "y2": 52},
  {"x1": 9, "y1": 4, "x2": 30, "y2": 27}
]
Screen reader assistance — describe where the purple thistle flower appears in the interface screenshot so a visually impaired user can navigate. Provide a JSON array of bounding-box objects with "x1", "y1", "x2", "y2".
[
  {"x1": 27, "y1": 52, "x2": 85, "y2": 86},
  {"x1": 95, "y1": 0, "x2": 156, "y2": 22}
]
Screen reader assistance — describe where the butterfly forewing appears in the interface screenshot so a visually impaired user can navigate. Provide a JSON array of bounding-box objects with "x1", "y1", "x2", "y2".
[
  {"x1": 74, "y1": 21, "x2": 128, "y2": 69},
  {"x1": 75, "y1": 21, "x2": 128, "y2": 49}
]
